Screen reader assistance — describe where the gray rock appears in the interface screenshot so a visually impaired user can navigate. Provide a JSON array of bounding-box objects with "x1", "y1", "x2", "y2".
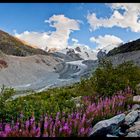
[
  {"x1": 118, "y1": 131, "x2": 125, "y2": 136},
  {"x1": 106, "y1": 134, "x2": 118, "y2": 137},
  {"x1": 134, "y1": 120, "x2": 140, "y2": 125},
  {"x1": 97, "y1": 49, "x2": 107, "y2": 61},
  {"x1": 131, "y1": 104, "x2": 140, "y2": 110},
  {"x1": 128, "y1": 124, "x2": 140, "y2": 132},
  {"x1": 125, "y1": 110, "x2": 139, "y2": 126},
  {"x1": 136, "y1": 130, "x2": 140, "y2": 135},
  {"x1": 126, "y1": 124, "x2": 140, "y2": 137},
  {"x1": 71, "y1": 96, "x2": 82, "y2": 104},
  {"x1": 126, "y1": 132, "x2": 138, "y2": 137},
  {"x1": 71, "y1": 96, "x2": 83, "y2": 108},
  {"x1": 75, "y1": 47, "x2": 81, "y2": 52},
  {"x1": 66, "y1": 49, "x2": 83, "y2": 61},
  {"x1": 76, "y1": 103, "x2": 81, "y2": 108},
  {"x1": 133, "y1": 96, "x2": 140, "y2": 102},
  {"x1": 89, "y1": 113, "x2": 125, "y2": 137}
]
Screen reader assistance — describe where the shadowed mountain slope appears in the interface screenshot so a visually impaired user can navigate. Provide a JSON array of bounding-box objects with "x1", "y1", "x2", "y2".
[{"x1": 107, "y1": 39, "x2": 140, "y2": 57}]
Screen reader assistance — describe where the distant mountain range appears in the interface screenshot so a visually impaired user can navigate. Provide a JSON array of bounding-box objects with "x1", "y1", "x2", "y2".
[
  {"x1": 1, "y1": 29, "x2": 140, "y2": 60},
  {"x1": 0, "y1": 29, "x2": 140, "y2": 93},
  {"x1": 56, "y1": 45, "x2": 97, "y2": 61}
]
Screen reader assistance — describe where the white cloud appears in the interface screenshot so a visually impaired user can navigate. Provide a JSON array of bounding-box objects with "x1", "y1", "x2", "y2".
[
  {"x1": 90, "y1": 34, "x2": 123, "y2": 52},
  {"x1": 15, "y1": 14, "x2": 80, "y2": 51},
  {"x1": 72, "y1": 38, "x2": 79, "y2": 43},
  {"x1": 15, "y1": 31, "x2": 50, "y2": 50},
  {"x1": 87, "y1": 3, "x2": 140, "y2": 32}
]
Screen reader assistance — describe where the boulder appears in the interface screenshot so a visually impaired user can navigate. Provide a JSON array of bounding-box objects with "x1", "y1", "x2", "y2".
[
  {"x1": 128, "y1": 124, "x2": 140, "y2": 132},
  {"x1": 134, "y1": 121, "x2": 140, "y2": 125},
  {"x1": 127, "y1": 124, "x2": 140, "y2": 136},
  {"x1": 133, "y1": 96, "x2": 140, "y2": 102},
  {"x1": 124, "y1": 110, "x2": 139, "y2": 126},
  {"x1": 71, "y1": 96, "x2": 83, "y2": 108},
  {"x1": 76, "y1": 103, "x2": 81, "y2": 108},
  {"x1": 106, "y1": 134, "x2": 118, "y2": 137},
  {"x1": 126, "y1": 132, "x2": 138, "y2": 137},
  {"x1": 71, "y1": 96, "x2": 82, "y2": 104},
  {"x1": 89, "y1": 113, "x2": 125, "y2": 137},
  {"x1": 131, "y1": 104, "x2": 140, "y2": 110}
]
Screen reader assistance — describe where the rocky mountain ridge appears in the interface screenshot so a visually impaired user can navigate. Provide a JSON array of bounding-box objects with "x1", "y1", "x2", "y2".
[
  {"x1": 107, "y1": 38, "x2": 140, "y2": 57},
  {"x1": 0, "y1": 30, "x2": 47, "y2": 56}
]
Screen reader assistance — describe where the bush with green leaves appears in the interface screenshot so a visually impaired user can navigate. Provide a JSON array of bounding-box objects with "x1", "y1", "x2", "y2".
[
  {"x1": 0, "y1": 85, "x2": 15, "y2": 122},
  {"x1": 91, "y1": 59, "x2": 140, "y2": 96},
  {"x1": 3, "y1": 87, "x2": 78, "y2": 122}
]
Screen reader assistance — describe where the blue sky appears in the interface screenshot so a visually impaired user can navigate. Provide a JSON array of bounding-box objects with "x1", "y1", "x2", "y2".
[{"x1": 0, "y1": 3, "x2": 140, "y2": 51}]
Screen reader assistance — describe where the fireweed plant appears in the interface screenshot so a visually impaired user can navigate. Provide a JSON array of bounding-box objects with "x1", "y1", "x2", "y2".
[{"x1": 0, "y1": 87, "x2": 133, "y2": 137}]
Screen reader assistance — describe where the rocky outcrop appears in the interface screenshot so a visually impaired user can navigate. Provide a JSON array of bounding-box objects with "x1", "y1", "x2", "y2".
[
  {"x1": 66, "y1": 49, "x2": 83, "y2": 61},
  {"x1": 108, "y1": 50, "x2": 140, "y2": 67},
  {"x1": 126, "y1": 132, "x2": 139, "y2": 137},
  {"x1": 133, "y1": 96, "x2": 140, "y2": 102},
  {"x1": 51, "y1": 51, "x2": 83, "y2": 62},
  {"x1": 106, "y1": 134, "x2": 118, "y2": 137},
  {"x1": 131, "y1": 104, "x2": 140, "y2": 110},
  {"x1": 124, "y1": 111, "x2": 139, "y2": 126},
  {"x1": 97, "y1": 49, "x2": 107, "y2": 62},
  {"x1": 71, "y1": 96, "x2": 83, "y2": 108},
  {"x1": 89, "y1": 114, "x2": 125, "y2": 137},
  {"x1": 88, "y1": 101, "x2": 140, "y2": 137},
  {"x1": 126, "y1": 120, "x2": 140, "y2": 137},
  {"x1": 75, "y1": 47, "x2": 81, "y2": 52}
]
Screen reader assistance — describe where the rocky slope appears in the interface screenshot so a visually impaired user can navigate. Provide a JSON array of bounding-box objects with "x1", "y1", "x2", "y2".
[
  {"x1": 0, "y1": 29, "x2": 98, "y2": 93},
  {"x1": 0, "y1": 53, "x2": 59, "y2": 90},
  {"x1": 0, "y1": 52, "x2": 97, "y2": 93},
  {"x1": 107, "y1": 38, "x2": 140, "y2": 57},
  {"x1": 0, "y1": 30, "x2": 47, "y2": 56},
  {"x1": 108, "y1": 50, "x2": 140, "y2": 66},
  {"x1": 97, "y1": 38, "x2": 140, "y2": 67}
]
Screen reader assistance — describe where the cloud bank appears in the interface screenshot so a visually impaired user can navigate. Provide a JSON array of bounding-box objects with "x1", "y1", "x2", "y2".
[
  {"x1": 90, "y1": 34, "x2": 124, "y2": 52},
  {"x1": 87, "y1": 3, "x2": 140, "y2": 32},
  {"x1": 15, "y1": 15, "x2": 80, "y2": 51}
]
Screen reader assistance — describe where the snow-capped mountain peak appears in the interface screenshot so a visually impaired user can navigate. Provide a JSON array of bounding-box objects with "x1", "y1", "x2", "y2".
[{"x1": 57, "y1": 45, "x2": 98, "y2": 60}]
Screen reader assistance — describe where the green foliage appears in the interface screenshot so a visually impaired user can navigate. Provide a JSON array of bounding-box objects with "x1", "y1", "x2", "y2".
[
  {"x1": 4, "y1": 87, "x2": 77, "y2": 121},
  {"x1": 0, "y1": 85, "x2": 15, "y2": 121},
  {"x1": 91, "y1": 59, "x2": 140, "y2": 96}
]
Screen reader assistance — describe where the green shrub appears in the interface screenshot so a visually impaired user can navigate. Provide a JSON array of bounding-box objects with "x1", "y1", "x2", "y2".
[
  {"x1": 91, "y1": 59, "x2": 140, "y2": 96},
  {"x1": 0, "y1": 85, "x2": 15, "y2": 120}
]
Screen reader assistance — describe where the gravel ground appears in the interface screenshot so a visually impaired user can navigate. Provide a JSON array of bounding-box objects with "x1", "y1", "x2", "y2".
[{"x1": 0, "y1": 54, "x2": 97, "y2": 99}]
